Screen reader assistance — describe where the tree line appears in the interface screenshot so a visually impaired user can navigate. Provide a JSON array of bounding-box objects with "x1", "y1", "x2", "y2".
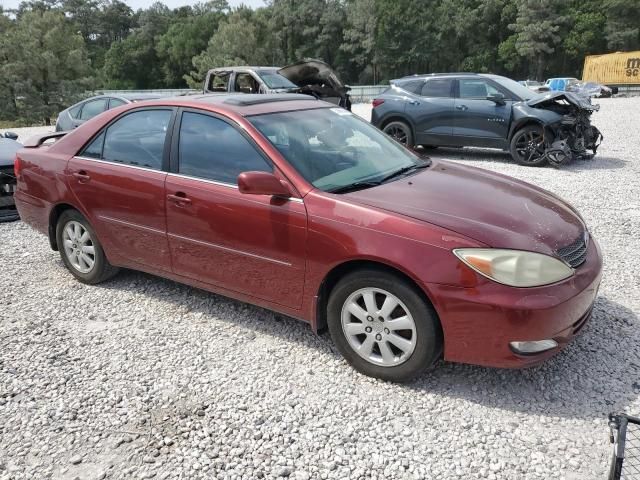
[{"x1": 1, "y1": 0, "x2": 639, "y2": 125}]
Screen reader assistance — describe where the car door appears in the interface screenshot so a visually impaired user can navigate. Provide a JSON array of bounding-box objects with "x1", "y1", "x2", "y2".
[
  {"x1": 67, "y1": 108, "x2": 174, "y2": 272},
  {"x1": 452, "y1": 78, "x2": 512, "y2": 148},
  {"x1": 405, "y1": 78, "x2": 455, "y2": 145},
  {"x1": 165, "y1": 109, "x2": 307, "y2": 308}
]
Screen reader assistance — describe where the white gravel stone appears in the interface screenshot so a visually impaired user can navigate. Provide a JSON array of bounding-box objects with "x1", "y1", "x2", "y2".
[{"x1": 1, "y1": 97, "x2": 639, "y2": 479}]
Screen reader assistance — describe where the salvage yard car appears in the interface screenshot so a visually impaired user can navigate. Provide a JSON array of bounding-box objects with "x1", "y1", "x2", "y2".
[
  {"x1": 0, "y1": 131, "x2": 21, "y2": 222},
  {"x1": 55, "y1": 93, "x2": 167, "y2": 132},
  {"x1": 14, "y1": 94, "x2": 602, "y2": 381},
  {"x1": 203, "y1": 59, "x2": 351, "y2": 110},
  {"x1": 518, "y1": 80, "x2": 550, "y2": 93},
  {"x1": 371, "y1": 73, "x2": 603, "y2": 166}
]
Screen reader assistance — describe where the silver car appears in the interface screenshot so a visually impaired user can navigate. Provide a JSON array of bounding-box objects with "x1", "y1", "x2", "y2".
[{"x1": 55, "y1": 93, "x2": 164, "y2": 132}]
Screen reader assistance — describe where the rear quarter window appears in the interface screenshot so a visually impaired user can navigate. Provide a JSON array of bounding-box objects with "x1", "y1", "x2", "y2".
[{"x1": 394, "y1": 79, "x2": 424, "y2": 95}]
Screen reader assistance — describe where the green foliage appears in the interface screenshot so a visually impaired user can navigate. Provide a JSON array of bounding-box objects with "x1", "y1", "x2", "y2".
[
  {"x1": 2, "y1": 0, "x2": 640, "y2": 126},
  {"x1": 1, "y1": 9, "x2": 91, "y2": 124}
]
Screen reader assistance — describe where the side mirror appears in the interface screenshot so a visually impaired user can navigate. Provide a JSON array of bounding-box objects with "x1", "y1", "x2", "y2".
[
  {"x1": 488, "y1": 93, "x2": 506, "y2": 105},
  {"x1": 238, "y1": 171, "x2": 292, "y2": 197}
]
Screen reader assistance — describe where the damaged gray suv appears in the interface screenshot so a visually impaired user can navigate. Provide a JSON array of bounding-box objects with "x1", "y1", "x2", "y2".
[{"x1": 371, "y1": 73, "x2": 602, "y2": 167}]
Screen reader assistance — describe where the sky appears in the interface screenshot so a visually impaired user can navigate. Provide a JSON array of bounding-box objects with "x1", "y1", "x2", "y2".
[{"x1": 1, "y1": 0, "x2": 265, "y2": 10}]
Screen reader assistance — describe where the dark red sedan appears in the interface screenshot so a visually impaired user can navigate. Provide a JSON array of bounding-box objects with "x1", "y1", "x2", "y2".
[{"x1": 14, "y1": 94, "x2": 602, "y2": 381}]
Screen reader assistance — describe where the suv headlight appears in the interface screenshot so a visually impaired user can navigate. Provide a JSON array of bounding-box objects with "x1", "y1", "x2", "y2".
[{"x1": 453, "y1": 249, "x2": 574, "y2": 287}]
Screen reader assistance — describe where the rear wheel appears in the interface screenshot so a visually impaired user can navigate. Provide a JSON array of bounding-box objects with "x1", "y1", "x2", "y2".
[
  {"x1": 510, "y1": 125, "x2": 547, "y2": 166},
  {"x1": 56, "y1": 209, "x2": 119, "y2": 284},
  {"x1": 383, "y1": 121, "x2": 414, "y2": 148},
  {"x1": 327, "y1": 269, "x2": 442, "y2": 382}
]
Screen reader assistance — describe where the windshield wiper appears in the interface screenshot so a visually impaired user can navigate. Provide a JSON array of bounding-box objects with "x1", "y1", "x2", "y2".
[
  {"x1": 379, "y1": 161, "x2": 431, "y2": 184},
  {"x1": 327, "y1": 181, "x2": 381, "y2": 194}
]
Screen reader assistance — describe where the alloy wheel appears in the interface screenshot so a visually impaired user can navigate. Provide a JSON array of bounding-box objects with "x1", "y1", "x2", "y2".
[
  {"x1": 384, "y1": 125, "x2": 408, "y2": 145},
  {"x1": 514, "y1": 130, "x2": 545, "y2": 163},
  {"x1": 62, "y1": 220, "x2": 96, "y2": 274},
  {"x1": 340, "y1": 287, "x2": 417, "y2": 367}
]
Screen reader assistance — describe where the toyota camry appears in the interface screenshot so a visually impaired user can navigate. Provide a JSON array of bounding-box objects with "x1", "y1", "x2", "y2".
[{"x1": 14, "y1": 94, "x2": 602, "y2": 381}]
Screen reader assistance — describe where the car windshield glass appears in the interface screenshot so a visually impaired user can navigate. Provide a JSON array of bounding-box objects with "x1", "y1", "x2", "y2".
[
  {"x1": 256, "y1": 71, "x2": 298, "y2": 89},
  {"x1": 249, "y1": 108, "x2": 424, "y2": 193},
  {"x1": 490, "y1": 76, "x2": 537, "y2": 100}
]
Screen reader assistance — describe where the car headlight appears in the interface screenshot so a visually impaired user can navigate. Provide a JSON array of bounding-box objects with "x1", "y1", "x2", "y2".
[{"x1": 453, "y1": 248, "x2": 574, "y2": 287}]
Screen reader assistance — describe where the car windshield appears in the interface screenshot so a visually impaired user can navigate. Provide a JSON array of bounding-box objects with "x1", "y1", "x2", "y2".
[
  {"x1": 256, "y1": 71, "x2": 298, "y2": 89},
  {"x1": 490, "y1": 76, "x2": 537, "y2": 100},
  {"x1": 249, "y1": 108, "x2": 425, "y2": 193}
]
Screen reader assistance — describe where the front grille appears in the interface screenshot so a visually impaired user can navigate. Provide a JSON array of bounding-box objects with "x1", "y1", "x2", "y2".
[{"x1": 557, "y1": 233, "x2": 588, "y2": 268}]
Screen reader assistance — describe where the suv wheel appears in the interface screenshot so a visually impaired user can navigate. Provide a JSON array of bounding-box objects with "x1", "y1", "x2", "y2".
[
  {"x1": 383, "y1": 121, "x2": 414, "y2": 148},
  {"x1": 56, "y1": 209, "x2": 119, "y2": 284},
  {"x1": 510, "y1": 125, "x2": 547, "y2": 166},
  {"x1": 327, "y1": 269, "x2": 442, "y2": 382}
]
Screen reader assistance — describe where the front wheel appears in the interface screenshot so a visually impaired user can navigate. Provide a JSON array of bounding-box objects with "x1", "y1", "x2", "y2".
[
  {"x1": 56, "y1": 209, "x2": 119, "y2": 284},
  {"x1": 510, "y1": 125, "x2": 547, "y2": 166},
  {"x1": 383, "y1": 121, "x2": 414, "y2": 149},
  {"x1": 327, "y1": 269, "x2": 442, "y2": 382}
]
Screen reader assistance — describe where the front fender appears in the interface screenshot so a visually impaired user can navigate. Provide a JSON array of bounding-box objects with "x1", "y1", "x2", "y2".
[{"x1": 509, "y1": 104, "x2": 563, "y2": 140}]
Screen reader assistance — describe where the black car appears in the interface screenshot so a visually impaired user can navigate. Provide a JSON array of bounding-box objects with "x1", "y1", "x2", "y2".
[
  {"x1": 371, "y1": 73, "x2": 602, "y2": 166},
  {"x1": 0, "y1": 132, "x2": 21, "y2": 222}
]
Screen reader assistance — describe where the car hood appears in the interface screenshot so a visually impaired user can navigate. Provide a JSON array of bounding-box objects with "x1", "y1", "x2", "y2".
[
  {"x1": 527, "y1": 90, "x2": 599, "y2": 111},
  {"x1": 278, "y1": 59, "x2": 348, "y2": 94},
  {"x1": 345, "y1": 160, "x2": 585, "y2": 255}
]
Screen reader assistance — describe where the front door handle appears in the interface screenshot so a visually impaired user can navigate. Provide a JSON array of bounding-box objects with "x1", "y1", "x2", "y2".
[
  {"x1": 167, "y1": 193, "x2": 192, "y2": 206},
  {"x1": 408, "y1": 100, "x2": 420, "y2": 106},
  {"x1": 73, "y1": 171, "x2": 90, "y2": 182},
  {"x1": 456, "y1": 105, "x2": 468, "y2": 111}
]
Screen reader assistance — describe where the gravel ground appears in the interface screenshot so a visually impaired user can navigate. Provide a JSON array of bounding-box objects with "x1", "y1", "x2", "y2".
[{"x1": 1, "y1": 98, "x2": 639, "y2": 480}]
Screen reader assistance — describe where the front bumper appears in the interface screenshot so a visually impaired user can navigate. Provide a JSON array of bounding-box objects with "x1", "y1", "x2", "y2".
[{"x1": 426, "y1": 236, "x2": 603, "y2": 368}]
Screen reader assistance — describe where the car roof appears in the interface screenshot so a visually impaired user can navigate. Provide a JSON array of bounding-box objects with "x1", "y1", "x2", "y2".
[
  {"x1": 116, "y1": 93, "x2": 166, "y2": 101},
  {"x1": 131, "y1": 93, "x2": 328, "y2": 117},
  {"x1": 66, "y1": 93, "x2": 165, "y2": 110},
  {"x1": 207, "y1": 66, "x2": 280, "y2": 73}
]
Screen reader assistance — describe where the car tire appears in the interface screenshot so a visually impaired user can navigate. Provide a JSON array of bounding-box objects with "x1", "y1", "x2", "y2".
[
  {"x1": 383, "y1": 121, "x2": 414, "y2": 148},
  {"x1": 56, "y1": 209, "x2": 119, "y2": 284},
  {"x1": 327, "y1": 268, "x2": 442, "y2": 382},
  {"x1": 509, "y1": 125, "x2": 547, "y2": 166}
]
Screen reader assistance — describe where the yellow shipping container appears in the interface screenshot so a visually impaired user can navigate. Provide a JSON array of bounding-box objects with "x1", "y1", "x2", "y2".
[{"x1": 583, "y1": 51, "x2": 640, "y2": 85}]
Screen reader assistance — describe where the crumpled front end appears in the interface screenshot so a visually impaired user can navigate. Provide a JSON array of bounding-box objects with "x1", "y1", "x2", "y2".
[{"x1": 528, "y1": 91, "x2": 603, "y2": 167}]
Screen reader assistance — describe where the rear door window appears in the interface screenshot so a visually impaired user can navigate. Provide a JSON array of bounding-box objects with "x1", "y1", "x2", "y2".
[
  {"x1": 80, "y1": 109, "x2": 172, "y2": 170},
  {"x1": 177, "y1": 111, "x2": 272, "y2": 184},
  {"x1": 207, "y1": 72, "x2": 230, "y2": 92},
  {"x1": 79, "y1": 99, "x2": 108, "y2": 120},
  {"x1": 234, "y1": 73, "x2": 260, "y2": 93},
  {"x1": 421, "y1": 79, "x2": 454, "y2": 98},
  {"x1": 395, "y1": 79, "x2": 424, "y2": 95}
]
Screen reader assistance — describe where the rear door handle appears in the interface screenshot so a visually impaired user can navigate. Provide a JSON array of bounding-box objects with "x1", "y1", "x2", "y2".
[
  {"x1": 73, "y1": 171, "x2": 90, "y2": 182},
  {"x1": 456, "y1": 105, "x2": 468, "y2": 111},
  {"x1": 167, "y1": 193, "x2": 192, "y2": 206}
]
